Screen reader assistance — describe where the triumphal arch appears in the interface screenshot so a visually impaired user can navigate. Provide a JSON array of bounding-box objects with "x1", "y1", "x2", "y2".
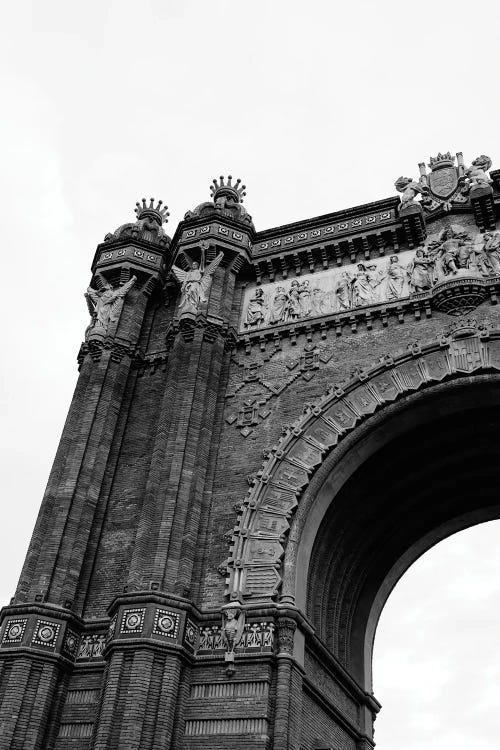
[{"x1": 2, "y1": 152, "x2": 500, "y2": 749}]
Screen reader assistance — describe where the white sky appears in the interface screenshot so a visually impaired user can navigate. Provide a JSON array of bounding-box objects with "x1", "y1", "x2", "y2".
[{"x1": 1, "y1": 2, "x2": 499, "y2": 747}]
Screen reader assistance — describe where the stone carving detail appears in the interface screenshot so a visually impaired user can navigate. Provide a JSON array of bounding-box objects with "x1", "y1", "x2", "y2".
[
  {"x1": 184, "y1": 175, "x2": 253, "y2": 228},
  {"x1": 221, "y1": 601, "x2": 246, "y2": 672},
  {"x1": 85, "y1": 275, "x2": 137, "y2": 340},
  {"x1": 104, "y1": 198, "x2": 170, "y2": 246},
  {"x1": 32, "y1": 620, "x2": 60, "y2": 648},
  {"x1": 225, "y1": 324, "x2": 498, "y2": 601},
  {"x1": 198, "y1": 621, "x2": 274, "y2": 653},
  {"x1": 466, "y1": 155, "x2": 493, "y2": 192},
  {"x1": 240, "y1": 224, "x2": 500, "y2": 331},
  {"x1": 225, "y1": 395, "x2": 273, "y2": 438},
  {"x1": 77, "y1": 633, "x2": 106, "y2": 659},
  {"x1": 394, "y1": 176, "x2": 428, "y2": 212},
  {"x1": 153, "y1": 609, "x2": 180, "y2": 638},
  {"x1": 2, "y1": 618, "x2": 27, "y2": 644},
  {"x1": 171, "y1": 251, "x2": 224, "y2": 317},
  {"x1": 106, "y1": 615, "x2": 117, "y2": 643},
  {"x1": 63, "y1": 628, "x2": 80, "y2": 659},
  {"x1": 402, "y1": 151, "x2": 494, "y2": 213},
  {"x1": 277, "y1": 619, "x2": 297, "y2": 655},
  {"x1": 184, "y1": 618, "x2": 198, "y2": 649},
  {"x1": 120, "y1": 608, "x2": 146, "y2": 634}
]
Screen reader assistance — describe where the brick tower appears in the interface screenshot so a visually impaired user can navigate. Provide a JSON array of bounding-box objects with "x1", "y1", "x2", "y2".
[{"x1": 2, "y1": 155, "x2": 500, "y2": 750}]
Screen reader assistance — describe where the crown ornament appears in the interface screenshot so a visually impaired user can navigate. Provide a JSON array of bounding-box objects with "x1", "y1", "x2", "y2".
[
  {"x1": 428, "y1": 152, "x2": 455, "y2": 169},
  {"x1": 134, "y1": 198, "x2": 170, "y2": 225},
  {"x1": 210, "y1": 175, "x2": 246, "y2": 204}
]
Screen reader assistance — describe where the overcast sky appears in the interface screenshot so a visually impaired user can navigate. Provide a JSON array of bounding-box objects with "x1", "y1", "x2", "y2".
[{"x1": 1, "y1": 2, "x2": 499, "y2": 747}]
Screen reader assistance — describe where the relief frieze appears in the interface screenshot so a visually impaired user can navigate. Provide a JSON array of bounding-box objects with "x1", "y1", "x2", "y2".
[{"x1": 240, "y1": 226, "x2": 500, "y2": 332}]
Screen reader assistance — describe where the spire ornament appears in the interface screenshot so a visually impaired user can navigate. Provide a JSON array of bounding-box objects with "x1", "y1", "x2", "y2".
[
  {"x1": 184, "y1": 175, "x2": 253, "y2": 227},
  {"x1": 210, "y1": 175, "x2": 246, "y2": 204},
  {"x1": 104, "y1": 197, "x2": 170, "y2": 246},
  {"x1": 134, "y1": 198, "x2": 170, "y2": 225}
]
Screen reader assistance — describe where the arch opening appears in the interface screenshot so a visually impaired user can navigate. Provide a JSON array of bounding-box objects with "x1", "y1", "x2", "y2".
[
  {"x1": 296, "y1": 377, "x2": 500, "y2": 689},
  {"x1": 372, "y1": 520, "x2": 500, "y2": 750}
]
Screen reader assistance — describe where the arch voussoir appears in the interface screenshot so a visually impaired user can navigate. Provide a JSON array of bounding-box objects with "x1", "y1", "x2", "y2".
[{"x1": 226, "y1": 320, "x2": 500, "y2": 602}]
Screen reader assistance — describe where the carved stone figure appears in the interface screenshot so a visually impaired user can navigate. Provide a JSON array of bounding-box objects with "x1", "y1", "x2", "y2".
[
  {"x1": 221, "y1": 601, "x2": 245, "y2": 674},
  {"x1": 244, "y1": 288, "x2": 266, "y2": 328},
  {"x1": 85, "y1": 275, "x2": 137, "y2": 339},
  {"x1": 352, "y1": 264, "x2": 375, "y2": 307},
  {"x1": 287, "y1": 280, "x2": 301, "y2": 321},
  {"x1": 385, "y1": 256, "x2": 407, "y2": 300},
  {"x1": 311, "y1": 286, "x2": 326, "y2": 316},
  {"x1": 395, "y1": 176, "x2": 427, "y2": 211},
  {"x1": 466, "y1": 155, "x2": 493, "y2": 190},
  {"x1": 221, "y1": 602, "x2": 246, "y2": 654},
  {"x1": 298, "y1": 279, "x2": 312, "y2": 317},
  {"x1": 171, "y1": 252, "x2": 224, "y2": 316},
  {"x1": 269, "y1": 286, "x2": 288, "y2": 324},
  {"x1": 408, "y1": 249, "x2": 433, "y2": 292},
  {"x1": 367, "y1": 263, "x2": 384, "y2": 303},
  {"x1": 483, "y1": 232, "x2": 500, "y2": 274},
  {"x1": 335, "y1": 272, "x2": 353, "y2": 311},
  {"x1": 430, "y1": 227, "x2": 475, "y2": 278}
]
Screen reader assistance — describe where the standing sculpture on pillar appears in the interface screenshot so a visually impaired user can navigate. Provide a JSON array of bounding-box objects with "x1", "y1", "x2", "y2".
[
  {"x1": 85, "y1": 275, "x2": 137, "y2": 340},
  {"x1": 221, "y1": 601, "x2": 245, "y2": 674},
  {"x1": 171, "y1": 249, "x2": 224, "y2": 317}
]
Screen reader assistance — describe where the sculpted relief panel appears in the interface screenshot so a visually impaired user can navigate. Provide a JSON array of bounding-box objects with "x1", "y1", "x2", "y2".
[{"x1": 240, "y1": 226, "x2": 500, "y2": 331}]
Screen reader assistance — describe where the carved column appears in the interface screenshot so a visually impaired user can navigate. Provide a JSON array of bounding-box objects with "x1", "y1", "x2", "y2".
[
  {"x1": 0, "y1": 202, "x2": 170, "y2": 750},
  {"x1": 92, "y1": 183, "x2": 253, "y2": 749},
  {"x1": 273, "y1": 618, "x2": 303, "y2": 750}
]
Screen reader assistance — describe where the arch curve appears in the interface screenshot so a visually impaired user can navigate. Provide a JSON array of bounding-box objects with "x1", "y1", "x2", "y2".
[{"x1": 226, "y1": 320, "x2": 500, "y2": 610}]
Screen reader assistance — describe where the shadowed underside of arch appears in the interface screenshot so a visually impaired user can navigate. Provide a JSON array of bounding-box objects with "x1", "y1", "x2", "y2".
[
  {"x1": 226, "y1": 322, "x2": 500, "y2": 623},
  {"x1": 303, "y1": 391, "x2": 500, "y2": 687}
]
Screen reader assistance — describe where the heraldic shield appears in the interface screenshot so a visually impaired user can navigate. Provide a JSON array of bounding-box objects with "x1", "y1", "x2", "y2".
[{"x1": 428, "y1": 163, "x2": 459, "y2": 199}]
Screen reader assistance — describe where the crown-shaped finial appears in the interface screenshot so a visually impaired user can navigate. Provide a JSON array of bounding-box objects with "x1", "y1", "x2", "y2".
[
  {"x1": 210, "y1": 175, "x2": 246, "y2": 204},
  {"x1": 135, "y1": 198, "x2": 170, "y2": 225},
  {"x1": 428, "y1": 152, "x2": 455, "y2": 169}
]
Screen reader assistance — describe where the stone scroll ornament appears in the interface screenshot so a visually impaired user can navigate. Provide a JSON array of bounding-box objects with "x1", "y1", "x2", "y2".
[
  {"x1": 171, "y1": 249, "x2": 224, "y2": 317},
  {"x1": 85, "y1": 275, "x2": 137, "y2": 340}
]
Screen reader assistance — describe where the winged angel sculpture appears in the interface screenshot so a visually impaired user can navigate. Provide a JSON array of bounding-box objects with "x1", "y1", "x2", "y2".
[
  {"x1": 85, "y1": 275, "x2": 137, "y2": 339},
  {"x1": 171, "y1": 251, "x2": 224, "y2": 316}
]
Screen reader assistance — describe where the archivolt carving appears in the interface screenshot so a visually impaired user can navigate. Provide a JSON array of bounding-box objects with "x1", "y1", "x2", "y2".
[{"x1": 225, "y1": 319, "x2": 500, "y2": 601}]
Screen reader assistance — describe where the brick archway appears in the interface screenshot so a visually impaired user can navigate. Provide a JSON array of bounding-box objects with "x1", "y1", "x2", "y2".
[{"x1": 226, "y1": 321, "x2": 500, "y2": 612}]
